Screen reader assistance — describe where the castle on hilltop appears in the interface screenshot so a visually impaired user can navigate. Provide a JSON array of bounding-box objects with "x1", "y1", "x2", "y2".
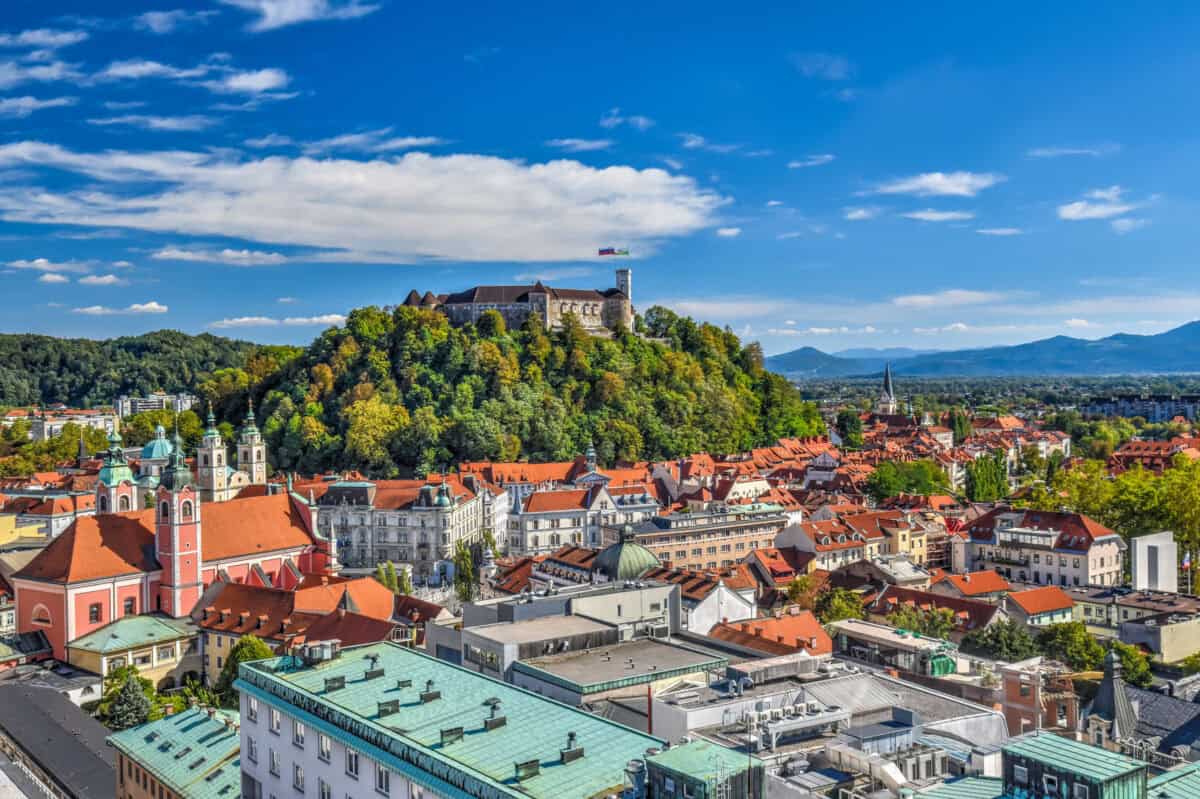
[{"x1": 402, "y1": 267, "x2": 633, "y2": 334}]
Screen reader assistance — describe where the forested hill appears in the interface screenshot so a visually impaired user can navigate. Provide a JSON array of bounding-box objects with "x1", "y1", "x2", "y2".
[
  {"x1": 205, "y1": 305, "x2": 824, "y2": 476},
  {"x1": 0, "y1": 330, "x2": 286, "y2": 407}
]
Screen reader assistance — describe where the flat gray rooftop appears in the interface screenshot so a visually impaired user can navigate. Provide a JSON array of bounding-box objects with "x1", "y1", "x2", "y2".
[
  {"x1": 466, "y1": 614, "x2": 613, "y2": 644},
  {"x1": 516, "y1": 638, "x2": 727, "y2": 692}
]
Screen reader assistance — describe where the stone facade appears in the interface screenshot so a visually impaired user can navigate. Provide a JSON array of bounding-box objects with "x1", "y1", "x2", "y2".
[{"x1": 402, "y1": 268, "x2": 633, "y2": 334}]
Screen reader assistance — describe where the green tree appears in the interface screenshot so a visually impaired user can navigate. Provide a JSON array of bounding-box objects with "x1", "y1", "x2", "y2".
[
  {"x1": 835, "y1": 409, "x2": 864, "y2": 449},
  {"x1": 1110, "y1": 641, "x2": 1153, "y2": 689},
  {"x1": 214, "y1": 635, "x2": 275, "y2": 707},
  {"x1": 1037, "y1": 622, "x2": 1104, "y2": 671},
  {"x1": 375, "y1": 562, "x2": 389, "y2": 590},
  {"x1": 785, "y1": 574, "x2": 815, "y2": 608},
  {"x1": 961, "y1": 619, "x2": 1040, "y2": 662},
  {"x1": 865, "y1": 460, "x2": 951, "y2": 502},
  {"x1": 396, "y1": 565, "x2": 413, "y2": 596},
  {"x1": 887, "y1": 604, "x2": 956, "y2": 640},
  {"x1": 814, "y1": 588, "x2": 865, "y2": 624},
  {"x1": 966, "y1": 451, "x2": 1009, "y2": 502},
  {"x1": 107, "y1": 672, "x2": 152, "y2": 730},
  {"x1": 384, "y1": 561, "x2": 399, "y2": 593},
  {"x1": 453, "y1": 540, "x2": 476, "y2": 603},
  {"x1": 1180, "y1": 651, "x2": 1200, "y2": 675},
  {"x1": 948, "y1": 408, "x2": 973, "y2": 445}
]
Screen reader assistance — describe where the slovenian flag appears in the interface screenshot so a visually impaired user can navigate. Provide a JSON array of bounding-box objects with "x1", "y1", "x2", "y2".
[
  {"x1": 1184, "y1": 551, "x2": 1192, "y2": 570},
  {"x1": 598, "y1": 247, "x2": 630, "y2": 256}
]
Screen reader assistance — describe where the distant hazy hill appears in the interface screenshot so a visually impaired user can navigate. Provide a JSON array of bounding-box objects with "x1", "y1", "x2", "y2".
[{"x1": 767, "y1": 321, "x2": 1200, "y2": 377}]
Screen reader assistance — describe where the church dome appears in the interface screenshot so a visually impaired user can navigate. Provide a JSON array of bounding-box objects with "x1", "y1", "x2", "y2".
[
  {"x1": 141, "y1": 425, "x2": 174, "y2": 460},
  {"x1": 593, "y1": 525, "x2": 659, "y2": 582},
  {"x1": 159, "y1": 434, "x2": 194, "y2": 491},
  {"x1": 98, "y1": 431, "x2": 134, "y2": 486}
]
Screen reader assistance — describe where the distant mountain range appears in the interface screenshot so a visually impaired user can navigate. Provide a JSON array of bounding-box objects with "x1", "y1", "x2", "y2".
[{"x1": 766, "y1": 321, "x2": 1200, "y2": 377}]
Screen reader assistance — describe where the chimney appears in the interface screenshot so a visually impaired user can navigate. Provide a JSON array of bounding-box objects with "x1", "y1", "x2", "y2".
[
  {"x1": 810, "y1": 636, "x2": 817, "y2": 648},
  {"x1": 776, "y1": 635, "x2": 785, "y2": 643},
  {"x1": 256, "y1": 614, "x2": 267, "y2": 630},
  {"x1": 753, "y1": 626, "x2": 764, "y2": 637},
  {"x1": 721, "y1": 617, "x2": 728, "y2": 625},
  {"x1": 886, "y1": 668, "x2": 900, "y2": 678},
  {"x1": 321, "y1": 575, "x2": 329, "y2": 585}
]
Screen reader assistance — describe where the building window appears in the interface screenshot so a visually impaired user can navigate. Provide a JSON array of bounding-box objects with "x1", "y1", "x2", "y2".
[
  {"x1": 123, "y1": 597, "x2": 136, "y2": 616},
  {"x1": 1013, "y1": 765, "x2": 1027, "y2": 784},
  {"x1": 319, "y1": 780, "x2": 331, "y2": 799},
  {"x1": 318, "y1": 734, "x2": 331, "y2": 762},
  {"x1": 247, "y1": 737, "x2": 258, "y2": 763},
  {"x1": 181, "y1": 501, "x2": 193, "y2": 520},
  {"x1": 158, "y1": 645, "x2": 174, "y2": 660},
  {"x1": 1074, "y1": 785, "x2": 1089, "y2": 799},
  {"x1": 293, "y1": 764, "x2": 304, "y2": 791},
  {"x1": 89, "y1": 603, "x2": 102, "y2": 624},
  {"x1": 248, "y1": 697, "x2": 259, "y2": 722},
  {"x1": 1043, "y1": 775, "x2": 1058, "y2": 793},
  {"x1": 269, "y1": 708, "x2": 281, "y2": 734},
  {"x1": 161, "y1": 501, "x2": 170, "y2": 519},
  {"x1": 293, "y1": 720, "x2": 305, "y2": 747},
  {"x1": 375, "y1": 764, "x2": 390, "y2": 795},
  {"x1": 345, "y1": 749, "x2": 359, "y2": 778},
  {"x1": 269, "y1": 749, "x2": 280, "y2": 777}
]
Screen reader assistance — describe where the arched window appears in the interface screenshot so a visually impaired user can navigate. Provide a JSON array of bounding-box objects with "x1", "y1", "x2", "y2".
[
  {"x1": 31, "y1": 604, "x2": 51, "y2": 625},
  {"x1": 160, "y1": 501, "x2": 169, "y2": 519},
  {"x1": 181, "y1": 501, "x2": 193, "y2": 520},
  {"x1": 118, "y1": 495, "x2": 130, "y2": 512},
  {"x1": 202, "y1": 454, "x2": 209, "y2": 466},
  {"x1": 98, "y1": 495, "x2": 108, "y2": 513}
]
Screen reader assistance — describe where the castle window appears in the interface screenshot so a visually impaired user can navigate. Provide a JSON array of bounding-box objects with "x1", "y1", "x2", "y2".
[
  {"x1": 98, "y1": 495, "x2": 108, "y2": 512},
  {"x1": 181, "y1": 501, "x2": 193, "y2": 520},
  {"x1": 118, "y1": 495, "x2": 130, "y2": 511}
]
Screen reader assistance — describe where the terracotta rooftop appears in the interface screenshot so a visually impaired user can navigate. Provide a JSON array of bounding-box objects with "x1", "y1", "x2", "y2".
[
  {"x1": 1007, "y1": 585, "x2": 1075, "y2": 616},
  {"x1": 941, "y1": 570, "x2": 1012, "y2": 596},
  {"x1": 709, "y1": 609, "x2": 832, "y2": 656}
]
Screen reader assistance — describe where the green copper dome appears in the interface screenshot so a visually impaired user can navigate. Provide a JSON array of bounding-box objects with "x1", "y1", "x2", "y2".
[
  {"x1": 99, "y1": 431, "x2": 134, "y2": 485},
  {"x1": 141, "y1": 425, "x2": 174, "y2": 460},
  {"x1": 241, "y1": 399, "x2": 260, "y2": 436},
  {"x1": 159, "y1": 433, "x2": 194, "y2": 491},
  {"x1": 593, "y1": 525, "x2": 659, "y2": 581},
  {"x1": 204, "y1": 405, "x2": 220, "y2": 438}
]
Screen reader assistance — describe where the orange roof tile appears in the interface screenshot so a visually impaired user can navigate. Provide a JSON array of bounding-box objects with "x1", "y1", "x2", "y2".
[
  {"x1": 709, "y1": 610, "x2": 831, "y2": 655},
  {"x1": 943, "y1": 570, "x2": 1010, "y2": 596},
  {"x1": 1007, "y1": 585, "x2": 1074, "y2": 616}
]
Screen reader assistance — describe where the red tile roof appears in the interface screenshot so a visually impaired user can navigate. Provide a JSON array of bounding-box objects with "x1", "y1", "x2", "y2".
[
  {"x1": 709, "y1": 610, "x2": 832, "y2": 655},
  {"x1": 523, "y1": 489, "x2": 591, "y2": 513},
  {"x1": 748, "y1": 548, "x2": 815, "y2": 586},
  {"x1": 870, "y1": 585, "x2": 1002, "y2": 632},
  {"x1": 15, "y1": 493, "x2": 315, "y2": 584},
  {"x1": 290, "y1": 609, "x2": 396, "y2": 649},
  {"x1": 1007, "y1": 585, "x2": 1074, "y2": 616},
  {"x1": 967, "y1": 506, "x2": 1118, "y2": 551},
  {"x1": 942, "y1": 570, "x2": 1011, "y2": 596}
]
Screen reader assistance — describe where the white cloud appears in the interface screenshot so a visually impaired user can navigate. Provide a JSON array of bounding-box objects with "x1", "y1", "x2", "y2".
[
  {"x1": 788, "y1": 154, "x2": 834, "y2": 168},
  {"x1": 0, "y1": 95, "x2": 76, "y2": 117},
  {"x1": 37, "y1": 273, "x2": 69, "y2": 284},
  {"x1": 96, "y1": 58, "x2": 209, "y2": 81},
  {"x1": 767, "y1": 324, "x2": 877, "y2": 336},
  {"x1": 660, "y1": 157, "x2": 683, "y2": 170},
  {"x1": 976, "y1": 227, "x2": 1023, "y2": 236},
  {"x1": 284, "y1": 313, "x2": 344, "y2": 325},
  {"x1": 512, "y1": 267, "x2": 593, "y2": 282},
  {"x1": 245, "y1": 133, "x2": 294, "y2": 148},
  {"x1": 78, "y1": 273, "x2": 127, "y2": 285},
  {"x1": 134, "y1": 10, "x2": 219, "y2": 34},
  {"x1": 1057, "y1": 187, "x2": 1142, "y2": 221},
  {"x1": 73, "y1": 301, "x2": 168, "y2": 315},
  {"x1": 678, "y1": 133, "x2": 740, "y2": 154},
  {"x1": 660, "y1": 297, "x2": 791, "y2": 320},
  {"x1": 789, "y1": 52, "x2": 852, "y2": 80},
  {"x1": 0, "y1": 141, "x2": 726, "y2": 262},
  {"x1": 151, "y1": 247, "x2": 289, "y2": 266},
  {"x1": 546, "y1": 138, "x2": 612, "y2": 153},
  {"x1": 1026, "y1": 144, "x2": 1119, "y2": 158},
  {"x1": 777, "y1": 223, "x2": 827, "y2": 239},
  {"x1": 1064, "y1": 318, "x2": 1093, "y2": 328},
  {"x1": 276, "y1": 296, "x2": 298, "y2": 303},
  {"x1": 716, "y1": 227, "x2": 742, "y2": 238},
  {"x1": 872, "y1": 171, "x2": 1004, "y2": 197},
  {"x1": 210, "y1": 316, "x2": 278, "y2": 328},
  {"x1": 202, "y1": 67, "x2": 290, "y2": 94},
  {"x1": 103, "y1": 100, "x2": 146, "y2": 110},
  {"x1": 8, "y1": 257, "x2": 91, "y2": 273},
  {"x1": 0, "y1": 59, "x2": 82, "y2": 90},
  {"x1": 765, "y1": 200, "x2": 784, "y2": 207},
  {"x1": 599, "y1": 108, "x2": 654, "y2": 130},
  {"x1": 302, "y1": 128, "x2": 444, "y2": 154},
  {"x1": 901, "y1": 209, "x2": 975, "y2": 222},
  {"x1": 88, "y1": 114, "x2": 218, "y2": 131},
  {"x1": 893, "y1": 289, "x2": 1004, "y2": 308},
  {"x1": 1111, "y1": 218, "x2": 1148, "y2": 234},
  {"x1": 0, "y1": 29, "x2": 88, "y2": 49},
  {"x1": 112, "y1": 260, "x2": 134, "y2": 268},
  {"x1": 843, "y1": 206, "x2": 880, "y2": 221},
  {"x1": 218, "y1": 0, "x2": 380, "y2": 31},
  {"x1": 913, "y1": 321, "x2": 970, "y2": 334}
]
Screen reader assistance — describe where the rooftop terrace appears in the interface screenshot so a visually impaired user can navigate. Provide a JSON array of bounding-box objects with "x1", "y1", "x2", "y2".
[{"x1": 513, "y1": 638, "x2": 727, "y2": 694}]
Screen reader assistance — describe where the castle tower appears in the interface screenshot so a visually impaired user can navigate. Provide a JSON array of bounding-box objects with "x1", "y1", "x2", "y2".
[
  {"x1": 876, "y1": 362, "x2": 898, "y2": 415},
  {"x1": 196, "y1": 406, "x2": 230, "y2": 502},
  {"x1": 155, "y1": 434, "x2": 203, "y2": 617},
  {"x1": 96, "y1": 431, "x2": 136, "y2": 514},
  {"x1": 237, "y1": 400, "x2": 267, "y2": 485},
  {"x1": 615, "y1": 267, "x2": 632, "y2": 303}
]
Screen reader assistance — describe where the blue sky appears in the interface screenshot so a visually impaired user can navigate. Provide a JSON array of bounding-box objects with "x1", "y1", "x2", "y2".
[{"x1": 2, "y1": 1, "x2": 1199, "y2": 353}]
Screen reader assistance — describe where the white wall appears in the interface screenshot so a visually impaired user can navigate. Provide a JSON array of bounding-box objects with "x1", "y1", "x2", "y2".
[
  {"x1": 1132, "y1": 531, "x2": 1177, "y2": 593},
  {"x1": 687, "y1": 585, "x2": 755, "y2": 635}
]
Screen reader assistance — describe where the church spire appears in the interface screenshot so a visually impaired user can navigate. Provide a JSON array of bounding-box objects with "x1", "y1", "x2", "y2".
[{"x1": 883, "y1": 362, "x2": 895, "y2": 401}]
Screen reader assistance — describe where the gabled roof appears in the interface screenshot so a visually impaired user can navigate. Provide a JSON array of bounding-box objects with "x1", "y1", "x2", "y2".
[
  {"x1": 748, "y1": 547, "x2": 815, "y2": 586},
  {"x1": 16, "y1": 493, "x2": 315, "y2": 585},
  {"x1": 941, "y1": 570, "x2": 1011, "y2": 596},
  {"x1": 709, "y1": 610, "x2": 832, "y2": 655},
  {"x1": 1007, "y1": 585, "x2": 1074, "y2": 616},
  {"x1": 523, "y1": 488, "x2": 592, "y2": 512},
  {"x1": 871, "y1": 585, "x2": 1002, "y2": 632},
  {"x1": 67, "y1": 614, "x2": 193, "y2": 654},
  {"x1": 966, "y1": 505, "x2": 1119, "y2": 551}
]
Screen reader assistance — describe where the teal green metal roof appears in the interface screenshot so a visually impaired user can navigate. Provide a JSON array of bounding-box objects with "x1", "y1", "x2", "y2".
[
  {"x1": 68, "y1": 614, "x2": 194, "y2": 655},
  {"x1": 1149, "y1": 761, "x2": 1200, "y2": 798},
  {"x1": 1003, "y1": 733, "x2": 1145, "y2": 782},
  {"x1": 141, "y1": 426, "x2": 174, "y2": 460},
  {"x1": 914, "y1": 776, "x2": 1004, "y2": 799},
  {"x1": 108, "y1": 707, "x2": 241, "y2": 799},
  {"x1": 236, "y1": 642, "x2": 664, "y2": 799},
  {"x1": 646, "y1": 739, "x2": 761, "y2": 782}
]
